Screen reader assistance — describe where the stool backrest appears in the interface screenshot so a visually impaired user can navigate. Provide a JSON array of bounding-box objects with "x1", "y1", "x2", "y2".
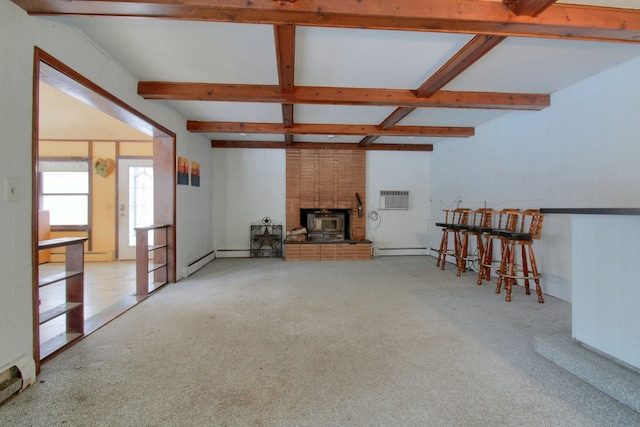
[
  {"x1": 521, "y1": 209, "x2": 544, "y2": 239},
  {"x1": 497, "y1": 209, "x2": 521, "y2": 231},
  {"x1": 442, "y1": 208, "x2": 472, "y2": 225},
  {"x1": 455, "y1": 208, "x2": 472, "y2": 226},
  {"x1": 474, "y1": 208, "x2": 494, "y2": 228}
]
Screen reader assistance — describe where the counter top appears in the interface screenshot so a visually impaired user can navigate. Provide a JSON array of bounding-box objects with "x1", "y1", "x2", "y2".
[{"x1": 540, "y1": 208, "x2": 640, "y2": 216}]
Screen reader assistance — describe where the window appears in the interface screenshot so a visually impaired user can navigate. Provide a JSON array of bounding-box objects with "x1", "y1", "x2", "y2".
[{"x1": 40, "y1": 160, "x2": 90, "y2": 227}]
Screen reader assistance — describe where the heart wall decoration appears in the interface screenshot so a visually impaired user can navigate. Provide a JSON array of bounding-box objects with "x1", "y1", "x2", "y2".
[{"x1": 94, "y1": 158, "x2": 115, "y2": 178}]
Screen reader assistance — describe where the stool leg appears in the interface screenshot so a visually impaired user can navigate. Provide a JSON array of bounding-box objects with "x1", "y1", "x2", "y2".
[
  {"x1": 505, "y1": 241, "x2": 517, "y2": 302},
  {"x1": 477, "y1": 235, "x2": 488, "y2": 285},
  {"x1": 457, "y1": 232, "x2": 469, "y2": 276},
  {"x1": 477, "y1": 239, "x2": 486, "y2": 285},
  {"x1": 436, "y1": 230, "x2": 446, "y2": 267},
  {"x1": 527, "y1": 246, "x2": 544, "y2": 304},
  {"x1": 521, "y1": 244, "x2": 531, "y2": 295},
  {"x1": 496, "y1": 239, "x2": 508, "y2": 295},
  {"x1": 479, "y1": 237, "x2": 494, "y2": 285},
  {"x1": 486, "y1": 239, "x2": 494, "y2": 281},
  {"x1": 437, "y1": 228, "x2": 449, "y2": 269},
  {"x1": 475, "y1": 232, "x2": 484, "y2": 274}
]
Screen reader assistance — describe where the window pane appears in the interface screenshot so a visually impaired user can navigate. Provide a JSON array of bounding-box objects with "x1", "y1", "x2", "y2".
[
  {"x1": 42, "y1": 171, "x2": 89, "y2": 194},
  {"x1": 43, "y1": 195, "x2": 89, "y2": 225},
  {"x1": 129, "y1": 166, "x2": 154, "y2": 246}
]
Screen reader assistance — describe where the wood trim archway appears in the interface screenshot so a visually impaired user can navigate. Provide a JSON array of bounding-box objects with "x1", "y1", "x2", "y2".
[{"x1": 32, "y1": 48, "x2": 177, "y2": 372}]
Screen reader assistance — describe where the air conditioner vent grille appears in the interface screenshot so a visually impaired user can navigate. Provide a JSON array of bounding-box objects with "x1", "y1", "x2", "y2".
[{"x1": 380, "y1": 191, "x2": 409, "y2": 210}]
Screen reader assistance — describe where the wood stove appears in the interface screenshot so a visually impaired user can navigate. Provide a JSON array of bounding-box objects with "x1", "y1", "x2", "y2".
[{"x1": 301, "y1": 209, "x2": 351, "y2": 241}]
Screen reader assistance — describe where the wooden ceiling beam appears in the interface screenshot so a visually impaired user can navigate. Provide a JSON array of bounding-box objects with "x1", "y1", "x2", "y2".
[
  {"x1": 138, "y1": 83, "x2": 550, "y2": 110},
  {"x1": 212, "y1": 140, "x2": 433, "y2": 151},
  {"x1": 416, "y1": 35, "x2": 506, "y2": 98},
  {"x1": 379, "y1": 107, "x2": 417, "y2": 130},
  {"x1": 506, "y1": 0, "x2": 558, "y2": 17},
  {"x1": 282, "y1": 104, "x2": 294, "y2": 128},
  {"x1": 359, "y1": 107, "x2": 416, "y2": 147},
  {"x1": 274, "y1": 24, "x2": 295, "y2": 94},
  {"x1": 14, "y1": 0, "x2": 640, "y2": 43},
  {"x1": 365, "y1": 33, "x2": 505, "y2": 144},
  {"x1": 189, "y1": 121, "x2": 474, "y2": 137},
  {"x1": 358, "y1": 136, "x2": 380, "y2": 147}
]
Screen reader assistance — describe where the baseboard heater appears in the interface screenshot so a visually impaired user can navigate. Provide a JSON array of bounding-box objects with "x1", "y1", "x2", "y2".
[
  {"x1": 183, "y1": 250, "x2": 216, "y2": 277},
  {"x1": 375, "y1": 247, "x2": 429, "y2": 256},
  {"x1": 0, "y1": 355, "x2": 35, "y2": 406}
]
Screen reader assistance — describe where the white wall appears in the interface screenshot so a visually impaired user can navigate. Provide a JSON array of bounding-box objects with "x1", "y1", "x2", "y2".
[
  {"x1": 0, "y1": 2, "x2": 213, "y2": 373},
  {"x1": 430, "y1": 54, "x2": 640, "y2": 302},
  {"x1": 211, "y1": 149, "x2": 432, "y2": 257},
  {"x1": 212, "y1": 148, "x2": 286, "y2": 257},
  {"x1": 366, "y1": 151, "x2": 431, "y2": 256}
]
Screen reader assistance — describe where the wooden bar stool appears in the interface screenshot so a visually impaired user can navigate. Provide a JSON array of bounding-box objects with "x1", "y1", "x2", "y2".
[
  {"x1": 456, "y1": 208, "x2": 492, "y2": 276},
  {"x1": 496, "y1": 209, "x2": 545, "y2": 303},
  {"x1": 476, "y1": 209, "x2": 520, "y2": 286},
  {"x1": 435, "y1": 208, "x2": 471, "y2": 271}
]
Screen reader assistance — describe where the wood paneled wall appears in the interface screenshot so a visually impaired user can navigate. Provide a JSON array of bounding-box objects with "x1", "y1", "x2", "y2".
[{"x1": 286, "y1": 149, "x2": 366, "y2": 236}]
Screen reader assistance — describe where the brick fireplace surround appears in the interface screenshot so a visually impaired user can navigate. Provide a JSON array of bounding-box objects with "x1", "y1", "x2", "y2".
[{"x1": 285, "y1": 149, "x2": 372, "y2": 261}]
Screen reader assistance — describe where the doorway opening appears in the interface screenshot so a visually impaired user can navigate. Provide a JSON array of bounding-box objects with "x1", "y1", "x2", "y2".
[{"x1": 32, "y1": 48, "x2": 176, "y2": 373}]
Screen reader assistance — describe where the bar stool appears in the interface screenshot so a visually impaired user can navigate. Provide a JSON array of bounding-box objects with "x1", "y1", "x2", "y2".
[
  {"x1": 456, "y1": 208, "x2": 492, "y2": 276},
  {"x1": 476, "y1": 209, "x2": 520, "y2": 286},
  {"x1": 496, "y1": 209, "x2": 545, "y2": 303},
  {"x1": 435, "y1": 208, "x2": 471, "y2": 271}
]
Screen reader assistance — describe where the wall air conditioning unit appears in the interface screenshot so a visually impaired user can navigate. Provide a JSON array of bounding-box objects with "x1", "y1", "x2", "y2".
[{"x1": 379, "y1": 190, "x2": 409, "y2": 210}]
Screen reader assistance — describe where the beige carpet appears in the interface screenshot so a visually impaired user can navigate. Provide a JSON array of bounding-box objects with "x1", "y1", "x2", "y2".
[{"x1": 2, "y1": 257, "x2": 639, "y2": 426}]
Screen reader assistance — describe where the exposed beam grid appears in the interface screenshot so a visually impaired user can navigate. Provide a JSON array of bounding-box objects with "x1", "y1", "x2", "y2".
[
  {"x1": 211, "y1": 141, "x2": 433, "y2": 151},
  {"x1": 364, "y1": 33, "x2": 505, "y2": 145},
  {"x1": 274, "y1": 24, "x2": 296, "y2": 94},
  {"x1": 138, "y1": 83, "x2": 550, "y2": 111},
  {"x1": 189, "y1": 121, "x2": 474, "y2": 137},
  {"x1": 379, "y1": 107, "x2": 417, "y2": 130},
  {"x1": 282, "y1": 104, "x2": 294, "y2": 128},
  {"x1": 359, "y1": 107, "x2": 415, "y2": 147},
  {"x1": 358, "y1": 135, "x2": 380, "y2": 147},
  {"x1": 507, "y1": 0, "x2": 558, "y2": 17},
  {"x1": 416, "y1": 35, "x2": 506, "y2": 98},
  {"x1": 14, "y1": 1, "x2": 640, "y2": 43}
]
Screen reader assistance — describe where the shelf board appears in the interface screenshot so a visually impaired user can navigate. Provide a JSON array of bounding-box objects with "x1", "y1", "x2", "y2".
[
  {"x1": 148, "y1": 244, "x2": 168, "y2": 251},
  {"x1": 38, "y1": 236, "x2": 87, "y2": 250},
  {"x1": 149, "y1": 281, "x2": 168, "y2": 293},
  {"x1": 39, "y1": 270, "x2": 83, "y2": 288},
  {"x1": 40, "y1": 332, "x2": 83, "y2": 361},
  {"x1": 39, "y1": 302, "x2": 82, "y2": 325},
  {"x1": 147, "y1": 262, "x2": 167, "y2": 273}
]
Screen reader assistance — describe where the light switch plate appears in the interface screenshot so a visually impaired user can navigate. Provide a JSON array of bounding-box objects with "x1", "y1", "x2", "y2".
[{"x1": 5, "y1": 178, "x2": 19, "y2": 202}]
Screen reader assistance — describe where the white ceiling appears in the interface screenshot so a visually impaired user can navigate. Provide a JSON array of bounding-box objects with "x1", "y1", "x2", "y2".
[{"x1": 40, "y1": 1, "x2": 640, "y2": 146}]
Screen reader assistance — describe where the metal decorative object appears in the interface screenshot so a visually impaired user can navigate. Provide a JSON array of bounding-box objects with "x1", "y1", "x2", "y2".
[{"x1": 250, "y1": 217, "x2": 282, "y2": 258}]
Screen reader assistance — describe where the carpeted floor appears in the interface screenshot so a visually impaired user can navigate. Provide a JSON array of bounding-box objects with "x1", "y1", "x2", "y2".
[{"x1": 2, "y1": 256, "x2": 639, "y2": 426}]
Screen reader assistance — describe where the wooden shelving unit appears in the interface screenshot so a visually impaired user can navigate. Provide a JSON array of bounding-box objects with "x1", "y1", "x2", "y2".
[
  {"x1": 37, "y1": 237, "x2": 87, "y2": 360},
  {"x1": 135, "y1": 224, "x2": 170, "y2": 296}
]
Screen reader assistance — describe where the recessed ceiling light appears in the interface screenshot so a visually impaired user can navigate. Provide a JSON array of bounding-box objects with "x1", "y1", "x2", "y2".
[
  {"x1": 240, "y1": 133, "x2": 248, "y2": 137},
  {"x1": 327, "y1": 135, "x2": 335, "y2": 139},
  {"x1": 408, "y1": 136, "x2": 415, "y2": 140}
]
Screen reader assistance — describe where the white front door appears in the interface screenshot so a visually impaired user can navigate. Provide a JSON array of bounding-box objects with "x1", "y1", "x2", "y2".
[{"x1": 118, "y1": 159, "x2": 154, "y2": 260}]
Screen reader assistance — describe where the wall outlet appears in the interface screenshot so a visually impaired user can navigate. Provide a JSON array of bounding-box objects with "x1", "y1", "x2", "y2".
[{"x1": 5, "y1": 178, "x2": 19, "y2": 202}]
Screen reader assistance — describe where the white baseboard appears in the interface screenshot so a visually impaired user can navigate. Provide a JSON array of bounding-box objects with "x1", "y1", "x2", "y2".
[
  {"x1": 374, "y1": 247, "x2": 429, "y2": 257},
  {"x1": 215, "y1": 250, "x2": 250, "y2": 259},
  {"x1": 183, "y1": 250, "x2": 216, "y2": 277}
]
